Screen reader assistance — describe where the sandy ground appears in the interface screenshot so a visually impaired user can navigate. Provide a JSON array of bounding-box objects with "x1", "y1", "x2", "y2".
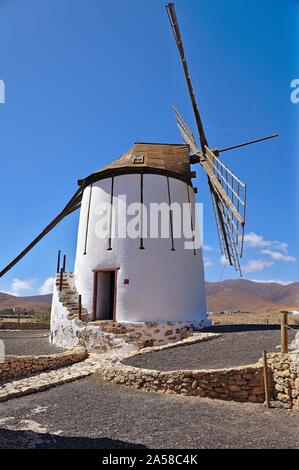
[
  {"x1": 0, "y1": 330, "x2": 62, "y2": 356},
  {"x1": 122, "y1": 325, "x2": 297, "y2": 370},
  {"x1": 209, "y1": 312, "x2": 299, "y2": 325}
]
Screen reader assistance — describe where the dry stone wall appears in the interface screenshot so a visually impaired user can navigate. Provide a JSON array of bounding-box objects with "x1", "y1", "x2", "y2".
[
  {"x1": 267, "y1": 352, "x2": 299, "y2": 410},
  {"x1": 0, "y1": 346, "x2": 87, "y2": 383},
  {"x1": 96, "y1": 359, "x2": 266, "y2": 403}
]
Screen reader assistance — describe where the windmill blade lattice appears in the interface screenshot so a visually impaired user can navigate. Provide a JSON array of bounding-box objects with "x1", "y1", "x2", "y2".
[{"x1": 174, "y1": 108, "x2": 247, "y2": 275}]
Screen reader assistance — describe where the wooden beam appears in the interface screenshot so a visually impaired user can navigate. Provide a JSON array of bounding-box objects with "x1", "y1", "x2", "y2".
[{"x1": 0, "y1": 187, "x2": 84, "y2": 279}]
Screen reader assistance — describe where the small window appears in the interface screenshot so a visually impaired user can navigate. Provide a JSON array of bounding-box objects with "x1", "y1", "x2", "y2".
[{"x1": 132, "y1": 153, "x2": 144, "y2": 164}]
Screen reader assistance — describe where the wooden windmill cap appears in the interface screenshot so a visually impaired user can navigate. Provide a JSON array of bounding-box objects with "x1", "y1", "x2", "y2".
[{"x1": 78, "y1": 143, "x2": 194, "y2": 187}]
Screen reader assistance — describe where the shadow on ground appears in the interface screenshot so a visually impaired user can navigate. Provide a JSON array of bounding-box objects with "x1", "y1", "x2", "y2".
[
  {"x1": 0, "y1": 428, "x2": 148, "y2": 449},
  {"x1": 202, "y1": 324, "x2": 285, "y2": 333}
]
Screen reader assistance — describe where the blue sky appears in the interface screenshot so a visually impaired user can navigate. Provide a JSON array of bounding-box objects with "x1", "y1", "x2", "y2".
[{"x1": 0, "y1": 0, "x2": 298, "y2": 296}]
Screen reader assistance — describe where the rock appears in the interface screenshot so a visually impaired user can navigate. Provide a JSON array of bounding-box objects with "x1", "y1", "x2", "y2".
[
  {"x1": 191, "y1": 380, "x2": 197, "y2": 389},
  {"x1": 248, "y1": 395, "x2": 257, "y2": 403},
  {"x1": 164, "y1": 330, "x2": 174, "y2": 336},
  {"x1": 252, "y1": 386, "x2": 265, "y2": 395}
]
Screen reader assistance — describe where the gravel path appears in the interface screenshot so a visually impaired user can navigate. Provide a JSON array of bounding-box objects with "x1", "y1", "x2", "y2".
[
  {"x1": 0, "y1": 330, "x2": 62, "y2": 356},
  {"x1": 122, "y1": 326, "x2": 297, "y2": 371},
  {"x1": 0, "y1": 376, "x2": 297, "y2": 449}
]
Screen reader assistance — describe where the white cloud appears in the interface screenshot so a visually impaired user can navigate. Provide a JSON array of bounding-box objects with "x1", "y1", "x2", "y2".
[
  {"x1": 203, "y1": 244, "x2": 214, "y2": 252},
  {"x1": 244, "y1": 232, "x2": 288, "y2": 253},
  {"x1": 39, "y1": 277, "x2": 55, "y2": 295},
  {"x1": 7, "y1": 278, "x2": 36, "y2": 296},
  {"x1": 261, "y1": 250, "x2": 296, "y2": 263},
  {"x1": 204, "y1": 258, "x2": 213, "y2": 267},
  {"x1": 220, "y1": 255, "x2": 227, "y2": 265},
  {"x1": 244, "y1": 232, "x2": 269, "y2": 248},
  {"x1": 243, "y1": 259, "x2": 274, "y2": 273},
  {"x1": 2, "y1": 277, "x2": 55, "y2": 297},
  {"x1": 249, "y1": 279, "x2": 296, "y2": 285}
]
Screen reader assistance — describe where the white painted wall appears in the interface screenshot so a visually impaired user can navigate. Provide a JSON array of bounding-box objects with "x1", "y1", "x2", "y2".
[{"x1": 74, "y1": 173, "x2": 207, "y2": 324}]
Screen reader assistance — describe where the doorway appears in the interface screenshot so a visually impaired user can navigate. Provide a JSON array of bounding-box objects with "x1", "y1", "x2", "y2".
[{"x1": 92, "y1": 269, "x2": 118, "y2": 321}]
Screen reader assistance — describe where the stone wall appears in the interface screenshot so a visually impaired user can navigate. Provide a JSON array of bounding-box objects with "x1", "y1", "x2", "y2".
[
  {"x1": 96, "y1": 359, "x2": 265, "y2": 403},
  {"x1": 0, "y1": 347, "x2": 87, "y2": 383},
  {"x1": 267, "y1": 352, "x2": 299, "y2": 410},
  {"x1": 85, "y1": 320, "x2": 207, "y2": 352},
  {"x1": 0, "y1": 322, "x2": 49, "y2": 330}
]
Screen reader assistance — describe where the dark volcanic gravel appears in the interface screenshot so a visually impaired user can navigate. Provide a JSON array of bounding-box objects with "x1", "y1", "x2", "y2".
[
  {"x1": 0, "y1": 375, "x2": 298, "y2": 449},
  {"x1": 122, "y1": 325, "x2": 297, "y2": 371},
  {"x1": 0, "y1": 330, "x2": 62, "y2": 356}
]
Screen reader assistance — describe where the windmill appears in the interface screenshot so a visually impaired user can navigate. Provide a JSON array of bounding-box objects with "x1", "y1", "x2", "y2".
[
  {"x1": 0, "y1": 4, "x2": 278, "y2": 339},
  {"x1": 166, "y1": 3, "x2": 277, "y2": 275}
]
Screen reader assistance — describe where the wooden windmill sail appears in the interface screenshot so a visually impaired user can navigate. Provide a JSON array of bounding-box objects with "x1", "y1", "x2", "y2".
[{"x1": 166, "y1": 3, "x2": 277, "y2": 275}]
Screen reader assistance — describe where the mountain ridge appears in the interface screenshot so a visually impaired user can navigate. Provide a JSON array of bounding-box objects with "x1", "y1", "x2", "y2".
[{"x1": 0, "y1": 280, "x2": 298, "y2": 313}]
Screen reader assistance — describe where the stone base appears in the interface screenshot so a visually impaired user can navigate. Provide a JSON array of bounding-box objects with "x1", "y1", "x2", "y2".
[{"x1": 51, "y1": 316, "x2": 211, "y2": 354}]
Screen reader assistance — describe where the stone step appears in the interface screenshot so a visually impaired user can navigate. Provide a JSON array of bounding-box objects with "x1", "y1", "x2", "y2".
[
  {"x1": 80, "y1": 313, "x2": 89, "y2": 321},
  {"x1": 68, "y1": 309, "x2": 88, "y2": 315},
  {"x1": 60, "y1": 297, "x2": 79, "y2": 303}
]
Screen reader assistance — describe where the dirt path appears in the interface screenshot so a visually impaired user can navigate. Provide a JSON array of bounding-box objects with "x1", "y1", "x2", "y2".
[
  {"x1": 0, "y1": 375, "x2": 298, "y2": 449},
  {"x1": 0, "y1": 330, "x2": 62, "y2": 356}
]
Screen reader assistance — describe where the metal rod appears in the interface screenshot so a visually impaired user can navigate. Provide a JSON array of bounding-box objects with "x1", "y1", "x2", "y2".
[
  {"x1": 56, "y1": 250, "x2": 61, "y2": 273},
  {"x1": 263, "y1": 350, "x2": 271, "y2": 408},
  {"x1": 218, "y1": 134, "x2": 279, "y2": 153},
  {"x1": 280, "y1": 311, "x2": 288, "y2": 353},
  {"x1": 59, "y1": 268, "x2": 63, "y2": 292},
  {"x1": 78, "y1": 295, "x2": 82, "y2": 321},
  {"x1": 62, "y1": 255, "x2": 66, "y2": 273}
]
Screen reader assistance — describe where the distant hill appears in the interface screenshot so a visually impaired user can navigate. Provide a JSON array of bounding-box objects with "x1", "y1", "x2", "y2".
[
  {"x1": 0, "y1": 279, "x2": 298, "y2": 314},
  {"x1": 206, "y1": 279, "x2": 299, "y2": 313},
  {"x1": 0, "y1": 292, "x2": 52, "y2": 312}
]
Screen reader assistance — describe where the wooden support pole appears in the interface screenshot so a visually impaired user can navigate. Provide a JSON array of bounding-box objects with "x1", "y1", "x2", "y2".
[
  {"x1": 92, "y1": 271, "x2": 98, "y2": 321},
  {"x1": 59, "y1": 268, "x2": 63, "y2": 292},
  {"x1": 17, "y1": 311, "x2": 20, "y2": 324},
  {"x1": 78, "y1": 295, "x2": 82, "y2": 321},
  {"x1": 280, "y1": 311, "x2": 288, "y2": 353},
  {"x1": 56, "y1": 250, "x2": 61, "y2": 273},
  {"x1": 263, "y1": 350, "x2": 270, "y2": 408},
  {"x1": 62, "y1": 254, "x2": 66, "y2": 273}
]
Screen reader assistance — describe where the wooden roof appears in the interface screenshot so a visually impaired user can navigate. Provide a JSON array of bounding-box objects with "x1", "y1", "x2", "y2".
[{"x1": 78, "y1": 143, "x2": 193, "y2": 186}]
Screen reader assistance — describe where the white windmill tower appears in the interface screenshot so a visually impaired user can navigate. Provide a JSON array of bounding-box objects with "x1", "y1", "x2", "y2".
[
  {"x1": 72, "y1": 142, "x2": 207, "y2": 325},
  {"x1": 0, "y1": 3, "x2": 277, "y2": 348}
]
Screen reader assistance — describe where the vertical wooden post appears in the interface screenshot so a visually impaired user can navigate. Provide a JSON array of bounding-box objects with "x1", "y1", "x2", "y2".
[
  {"x1": 62, "y1": 254, "x2": 66, "y2": 273},
  {"x1": 56, "y1": 250, "x2": 61, "y2": 273},
  {"x1": 59, "y1": 268, "x2": 64, "y2": 292},
  {"x1": 78, "y1": 295, "x2": 82, "y2": 321},
  {"x1": 263, "y1": 350, "x2": 270, "y2": 408},
  {"x1": 280, "y1": 311, "x2": 288, "y2": 353},
  {"x1": 266, "y1": 317, "x2": 269, "y2": 325},
  {"x1": 92, "y1": 271, "x2": 98, "y2": 321},
  {"x1": 17, "y1": 311, "x2": 20, "y2": 324}
]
